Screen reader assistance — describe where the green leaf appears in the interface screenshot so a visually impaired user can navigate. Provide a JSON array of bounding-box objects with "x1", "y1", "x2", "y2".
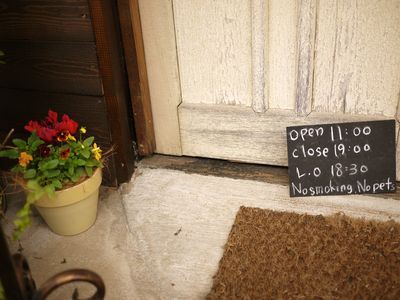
[
  {"x1": 46, "y1": 169, "x2": 60, "y2": 178},
  {"x1": 26, "y1": 180, "x2": 41, "y2": 191},
  {"x1": 16, "y1": 206, "x2": 30, "y2": 218},
  {"x1": 0, "y1": 280, "x2": 5, "y2": 300},
  {"x1": 52, "y1": 179, "x2": 62, "y2": 189},
  {"x1": 26, "y1": 192, "x2": 42, "y2": 204},
  {"x1": 24, "y1": 169, "x2": 36, "y2": 179},
  {"x1": 13, "y1": 202, "x2": 32, "y2": 240},
  {"x1": 38, "y1": 160, "x2": 46, "y2": 171},
  {"x1": 68, "y1": 165, "x2": 74, "y2": 176},
  {"x1": 71, "y1": 175, "x2": 79, "y2": 183},
  {"x1": 27, "y1": 132, "x2": 39, "y2": 145},
  {"x1": 83, "y1": 136, "x2": 94, "y2": 147},
  {"x1": 45, "y1": 159, "x2": 59, "y2": 169},
  {"x1": 0, "y1": 50, "x2": 4, "y2": 56},
  {"x1": 12, "y1": 138, "x2": 26, "y2": 149},
  {"x1": 31, "y1": 139, "x2": 44, "y2": 152},
  {"x1": 76, "y1": 159, "x2": 86, "y2": 166},
  {"x1": 85, "y1": 166, "x2": 93, "y2": 177},
  {"x1": 86, "y1": 159, "x2": 98, "y2": 167},
  {"x1": 44, "y1": 184, "x2": 55, "y2": 198},
  {"x1": 81, "y1": 149, "x2": 90, "y2": 159},
  {"x1": 76, "y1": 167, "x2": 85, "y2": 178},
  {"x1": 0, "y1": 149, "x2": 19, "y2": 159}
]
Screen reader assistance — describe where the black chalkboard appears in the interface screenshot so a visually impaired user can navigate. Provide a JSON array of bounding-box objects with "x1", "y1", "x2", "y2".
[{"x1": 286, "y1": 120, "x2": 396, "y2": 197}]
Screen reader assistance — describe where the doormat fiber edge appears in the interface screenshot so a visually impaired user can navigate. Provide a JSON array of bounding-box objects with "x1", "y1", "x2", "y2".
[{"x1": 207, "y1": 207, "x2": 400, "y2": 299}]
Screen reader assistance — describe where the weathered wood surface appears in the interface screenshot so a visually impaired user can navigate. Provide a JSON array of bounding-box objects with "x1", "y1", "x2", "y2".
[
  {"x1": 0, "y1": 42, "x2": 102, "y2": 95},
  {"x1": 268, "y1": 0, "x2": 297, "y2": 110},
  {"x1": 295, "y1": 0, "x2": 316, "y2": 116},
  {"x1": 140, "y1": 154, "x2": 400, "y2": 200},
  {"x1": 173, "y1": 0, "x2": 251, "y2": 106},
  {"x1": 313, "y1": 0, "x2": 400, "y2": 116},
  {"x1": 179, "y1": 103, "x2": 393, "y2": 167},
  {"x1": 88, "y1": 0, "x2": 135, "y2": 184},
  {"x1": 172, "y1": 0, "x2": 298, "y2": 110},
  {"x1": 141, "y1": 154, "x2": 289, "y2": 186},
  {"x1": 168, "y1": 0, "x2": 400, "y2": 179},
  {"x1": 0, "y1": 0, "x2": 94, "y2": 41},
  {"x1": 0, "y1": 88, "x2": 111, "y2": 147},
  {"x1": 118, "y1": 0, "x2": 155, "y2": 156},
  {"x1": 138, "y1": 0, "x2": 182, "y2": 155},
  {"x1": 251, "y1": 0, "x2": 266, "y2": 113}
]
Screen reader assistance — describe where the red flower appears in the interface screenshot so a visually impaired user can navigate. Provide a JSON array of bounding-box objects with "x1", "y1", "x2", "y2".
[
  {"x1": 45, "y1": 110, "x2": 58, "y2": 126},
  {"x1": 24, "y1": 120, "x2": 41, "y2": 133},
  {"x1": 40, "y1": 127, "x2": 57, "y2": 143},
  {"x1": 56, "y1": 114, "x2": 78, "y2": 135},
  {"x1": 60, "y1": 148, "x2": 71, "y2": 160},
  {"x1": 39, "y1": 145, "x2": 51, "y2": 158},
  {"x1": 56, "y1": 130, "x2": 69, "y2": 142},
  {"x1": 24, "y1": 110, "x2": 79, "y2": 143},
  {"x1": 24, "y1": 120, "x2": 56, "y2": 143}
]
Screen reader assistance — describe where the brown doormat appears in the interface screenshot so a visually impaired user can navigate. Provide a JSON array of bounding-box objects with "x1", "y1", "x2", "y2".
[{"x1": 207, "y1": 207, "x2": 400, "y2": 299}]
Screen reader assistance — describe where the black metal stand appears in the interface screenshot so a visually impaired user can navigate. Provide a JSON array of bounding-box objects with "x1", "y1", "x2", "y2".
[
  {"x1": 0, "y1": 224, "x2": 105, "y2": 300},
  {"x1": 0, "y1": 224, "x2": 26, "y2": 300}
]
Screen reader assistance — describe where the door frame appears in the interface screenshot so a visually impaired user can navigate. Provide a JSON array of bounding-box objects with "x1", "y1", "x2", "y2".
[
  {"x1": 131, "y1": 0, "x2": 400, "y2": 181},
  {"x1": 117, "y1": 0, "x2": 156, "y2": 156},
  {"x1": 88, "y1": 0, "x2": 141, "y2": 184}
]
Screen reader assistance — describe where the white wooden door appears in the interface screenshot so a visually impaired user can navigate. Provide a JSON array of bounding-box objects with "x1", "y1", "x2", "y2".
[{"x1": 139, "y1": 0, "x2": 400, "y2": 175}]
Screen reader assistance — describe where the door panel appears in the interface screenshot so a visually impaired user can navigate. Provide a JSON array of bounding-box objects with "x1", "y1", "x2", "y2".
[
  {"x1": 141, "y1": 0, "x2": 400, "y2": 177},
  {"x1": 313, "y1": 0, "x2": 400, "y2": 116},
  {"x1": 179, "y1": 104, "x2": 389, "y2": 166},
  {"x1": 268, "y1": 0, "x2": 298, "y2": 110},
  {"x1": 173, "y1": 0, "x2": 252, "y2": 106}
]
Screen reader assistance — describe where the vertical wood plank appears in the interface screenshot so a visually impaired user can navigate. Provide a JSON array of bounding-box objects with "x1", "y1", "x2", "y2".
[
  {"x1": 117, "y1": 0, "x2": 155, "y2": 156},
  {"x1": 314, "y1": 0, "x2": 356, "y2": 114},
  {"x1": 173, "y1": 0, "x2": 252, "y2": 106},
  {"x1": 138, "y1": 0, "x2": 182, "y2": 155},
  {"x1": 312, "y1": 0, "x2": 340, "y2": 113},
  {"x1": 251, "y1": 0, "x2": 266, "y2": 113},
  {"x1": 342, "y1": 0, "x2": 400, "y2": 116},
  {"x1": 395, "y1": 96, "x2": 400, "y2": 181},
  {"x1": 396, "y1": 123, "x2": 400, "y2": 181},
  {"x1": 313, "y1": 0, "x2": 400, "y2": 116},
  {"x1": 88, "y1": 0, "x2": 135, "y2": 184},
  {"x1": 268, "y1": 0, "x2": 297, "y2": 110},
  {"x1": 295, "y1": 0, "x2": 317, "y2": 116}
]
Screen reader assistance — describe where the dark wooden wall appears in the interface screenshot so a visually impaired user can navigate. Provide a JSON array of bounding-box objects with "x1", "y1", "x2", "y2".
[{"x1": 0, "y1": 0, "x2": 136, "y2": 186}]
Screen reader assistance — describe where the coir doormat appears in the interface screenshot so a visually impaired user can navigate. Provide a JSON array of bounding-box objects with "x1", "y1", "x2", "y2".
[{"x1": 207, "y1": 207, "x2": 400, "y2": 299}]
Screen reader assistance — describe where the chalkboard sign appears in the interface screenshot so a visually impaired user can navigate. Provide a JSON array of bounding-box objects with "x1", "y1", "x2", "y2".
[{"x1": 287, "y1": 120, "x2": 396, "y2": 197}]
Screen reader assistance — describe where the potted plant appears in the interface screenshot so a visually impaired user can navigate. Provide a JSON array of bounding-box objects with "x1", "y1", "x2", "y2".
[{"x1": 0, "y1": 110, "x2": 104, "y2": 238}]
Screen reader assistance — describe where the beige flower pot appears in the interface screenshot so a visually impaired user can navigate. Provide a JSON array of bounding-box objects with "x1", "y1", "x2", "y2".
[{"x1": 34, "y1": 168, "x2": 102, "y2": 236}]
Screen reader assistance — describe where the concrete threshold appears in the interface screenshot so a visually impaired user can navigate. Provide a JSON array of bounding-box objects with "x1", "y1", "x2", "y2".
[{"x1": 3, "y1": 155, "x2": 400, "y2": 299}]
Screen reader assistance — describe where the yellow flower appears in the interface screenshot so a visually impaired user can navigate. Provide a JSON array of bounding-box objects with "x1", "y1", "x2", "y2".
[
  {"x1": 80, "y1": 127, "x2": 87, "y2": 134},
  {"x1": 19, "y1": 152, "x2": 33, "y2": 167},
  {"x1": 91, "y1": 143, "x2": 102, "y2": 161},
  {"x1": 67, "y1": 134, "x2": 76, "y2": 142}
]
